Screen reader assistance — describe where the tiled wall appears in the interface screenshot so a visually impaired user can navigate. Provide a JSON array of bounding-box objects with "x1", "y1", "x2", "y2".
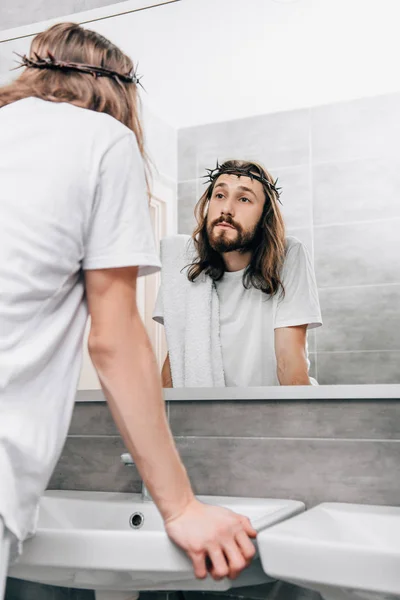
[
  {"x1": 177, "y1": 93, "x2": 400, "y2": 386},
  {"x1": 7, "y1": 398, "x2": 400, "y2": 600}
]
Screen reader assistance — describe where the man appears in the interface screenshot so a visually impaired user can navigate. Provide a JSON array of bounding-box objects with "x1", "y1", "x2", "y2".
[
  {"x1": 154, "y1": 160, "x2": 322, "y2": 387},
  {"x1": 0, "y1": 25, "x2": 256, "y2": 598}
]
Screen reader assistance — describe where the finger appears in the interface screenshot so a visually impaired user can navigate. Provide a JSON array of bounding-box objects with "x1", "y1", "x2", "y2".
[
  {"x1": 235, "y1": 530, "x2": 257, "y2": 563},
  {"x1": 190, "y1": 551, "x2": 208, "y2": 579},
  {"x1": 239, "y1": 516, "x2": 257, "y2": 538},
  {"x1": 221, "y1": 541, "x2": 247, "y2": 580},
  {"x1": 207, "y1": 547, "x2": 230, "y2": 580}
]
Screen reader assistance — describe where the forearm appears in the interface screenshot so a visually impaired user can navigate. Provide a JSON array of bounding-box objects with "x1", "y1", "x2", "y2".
[
  {"x1": 277, "y1": 356, "x2": 311, "y2": 385},
  {"x1": 89, "y1": 317, "x2": 194, "y2": 520}
]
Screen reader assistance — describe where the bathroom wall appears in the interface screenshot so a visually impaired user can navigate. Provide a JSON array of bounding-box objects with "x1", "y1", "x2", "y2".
[
  {"x1": 7, "y1": 396, "x2": 400, "y2": 600},
  {"x1": 177, "y1": 92, "x2": 400, "y2": 386},
  {"x1": 0, "y1": 0, "x2": 128, "y2": 30}
]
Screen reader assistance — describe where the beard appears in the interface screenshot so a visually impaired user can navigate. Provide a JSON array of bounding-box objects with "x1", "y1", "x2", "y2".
[{"x1": 207, "y1": 216, "x2": 258, "y2": 253}]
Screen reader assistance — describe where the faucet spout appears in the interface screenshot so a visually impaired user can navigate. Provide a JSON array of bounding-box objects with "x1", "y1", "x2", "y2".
[{"x1": 120, "y1": 453, "x2": 152, "y2": 502}]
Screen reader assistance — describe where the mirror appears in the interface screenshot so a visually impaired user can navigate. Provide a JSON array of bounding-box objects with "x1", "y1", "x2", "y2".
[{"x1": 1, "y1": 0, "x2": 399, "y2": 387}]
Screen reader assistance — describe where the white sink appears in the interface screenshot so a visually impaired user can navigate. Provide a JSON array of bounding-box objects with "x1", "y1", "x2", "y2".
[
  {"x1": 258, "y1": 502, "x2": 400, "y2": 600},
  {"x1": 8, "y1": 490, "x2": 304, "y2": 598}
]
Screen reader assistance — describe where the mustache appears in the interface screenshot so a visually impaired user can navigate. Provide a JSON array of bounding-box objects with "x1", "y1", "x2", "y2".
[{"x1": 212, "y1": 216, "x2": 240, "y2": 230}]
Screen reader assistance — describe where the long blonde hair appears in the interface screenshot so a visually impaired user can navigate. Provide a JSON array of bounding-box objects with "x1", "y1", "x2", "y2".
[{"x1": 0, "y1": 22, "x2": 148, "y2": 171}]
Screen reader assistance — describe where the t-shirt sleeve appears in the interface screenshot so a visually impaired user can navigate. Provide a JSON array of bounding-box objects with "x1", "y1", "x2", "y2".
[
  {"x1": 152, "y1": 286, "x2": 164, "y2": 325},
  {"x1": 83, "y1": 132, "x2": 161, "y2": 276},
  {"x1": 274, "y1": 239, "x2": 322, "y2": 330}
]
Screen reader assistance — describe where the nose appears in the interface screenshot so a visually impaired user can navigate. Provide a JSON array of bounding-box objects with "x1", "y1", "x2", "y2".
[{"x1": 220, "y1": 195, "x2": 235, "y2": 217}]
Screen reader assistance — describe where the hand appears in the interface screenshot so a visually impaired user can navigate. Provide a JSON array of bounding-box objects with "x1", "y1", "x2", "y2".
[{"x1": 164, "y1": 498, "x2": 257, "y2": 581}]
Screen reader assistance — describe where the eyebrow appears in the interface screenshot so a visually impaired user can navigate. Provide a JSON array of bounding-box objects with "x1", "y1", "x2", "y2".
[{"x1": 214, "y1": 182, "x2": 257, "y2": 198}]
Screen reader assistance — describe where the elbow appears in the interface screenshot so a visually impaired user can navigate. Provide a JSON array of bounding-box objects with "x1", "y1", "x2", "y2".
[
  {"x1": 88, "y1": 333, "x2": 118, "y2": 368},
  {"x1": 277, "y1": 355, "x2": 310, "y2": 386}
]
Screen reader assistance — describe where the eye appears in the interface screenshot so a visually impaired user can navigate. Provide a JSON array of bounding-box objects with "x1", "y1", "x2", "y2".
[
  {"x1": 215, "y1": 193, "x2": 225, "y2": 199},
  {"x1": 239, "y1": 196, "x2": 251, "y2": 203}
]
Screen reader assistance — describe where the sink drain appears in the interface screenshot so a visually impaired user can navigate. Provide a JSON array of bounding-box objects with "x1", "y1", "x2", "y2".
[{"x1": 129, "y1": 512, "x2": 144, "y2": 529}]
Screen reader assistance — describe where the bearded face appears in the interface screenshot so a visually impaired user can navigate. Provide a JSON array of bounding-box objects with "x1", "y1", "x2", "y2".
[{"x1": 205, "y1": 174, "x2": 265, "y2": 254}]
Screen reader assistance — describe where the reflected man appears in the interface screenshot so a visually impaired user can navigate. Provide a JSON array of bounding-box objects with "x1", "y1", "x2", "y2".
[{"x1": 154, "y1": 160, "x2": 322, "y2": 387}]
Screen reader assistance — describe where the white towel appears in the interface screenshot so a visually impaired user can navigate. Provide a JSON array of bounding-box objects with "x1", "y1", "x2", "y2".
[{"x1": 159, "y1": 235, "x2": 225, "y2": 387}]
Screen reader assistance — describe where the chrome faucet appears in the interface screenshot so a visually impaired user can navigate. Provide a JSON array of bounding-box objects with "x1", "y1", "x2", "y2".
[{"x1": 120, "y1": 453, "x2": 152, "y2": 501}]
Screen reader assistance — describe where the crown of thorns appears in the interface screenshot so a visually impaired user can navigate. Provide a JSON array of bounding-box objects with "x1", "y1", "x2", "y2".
[
  {"x1": 202, "y1": 161, "x2": 282, "y2": 204},
  {"x1": 14, "y1": 52, "x2": 143, "y2": 88}
]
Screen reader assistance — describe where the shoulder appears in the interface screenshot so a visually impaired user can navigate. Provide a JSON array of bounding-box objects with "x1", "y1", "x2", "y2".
[
  {"x1": 285, "y1": 235, "x2": 303, "y2": 252},
  {"x1": 282, "y1": 236, "x2": 313, "y2": 270},
  {"x1": 70, "y1": 104, "x2": 134, "y2": 147},
  {"x1": 40, "y1": 100, "x2": 136, "y2": 155},
  {"x1": 57, "y1": 101, "x2": 129, "y2": 132},
  {"x1": 284, "y1": 236, "x2": 311, "y2": 258}
]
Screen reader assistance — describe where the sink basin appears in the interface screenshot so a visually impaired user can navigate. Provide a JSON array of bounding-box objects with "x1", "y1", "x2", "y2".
[
  {"x1": 258, "y1": 502, "x2": 400, "y2": 600},
  {"x1": 8, "y1": 490, "x2": 304, "y2": 597}
]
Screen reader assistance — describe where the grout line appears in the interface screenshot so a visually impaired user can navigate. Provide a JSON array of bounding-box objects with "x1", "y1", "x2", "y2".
[
  {"x1": 174, "y1": 435, "x2": 400, "y2": 443},
  {"x1": 312, "y1": 154, "x2": 395, "y2": 167},
  {"x1": 313, "y1": 216, "x2": 400, "y2": 229},
  {"x1": 315, "y1": 349, "x2": 400, "y2": 355},
  {"x1": 318, "y1": 282, "x2": 400, "y2": 292},
  {"x1": 67, "y1": 434, "x2": 121, "y2": 438}
]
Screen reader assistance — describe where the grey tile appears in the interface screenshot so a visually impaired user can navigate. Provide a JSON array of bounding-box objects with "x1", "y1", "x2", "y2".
[
  {"x1": 317, "y1": 351, "x2": 400, "y2": 385},
  {"x1": 186, "y1": 581, "x2": 323, "y2": 600},
  {"x1": 174, "y1": 436, "x2": 400, "y2": 507},
  {"x1": 317, "y1": 284, "x2": 400, "y2": 352},
  {"x1": 48, "y1": 436, "x2": 141, "y2": 493},
  {"x1": 178, "y1": 110, "x2": 310, "y2": 181},
  {"x1": 5, "y1": 578, "x2": 56, "y2": 600},
  {"x1": 236, "y1": 581, "x2": 322, "y2": 600},
  {"x1": 69, "y1": 402, "x2": 118, "y2": 436},
  {"x1": 311, "y1": 93, "x2": 400, "y2": 163},
  {"x1": 178, "y1": 180, "x2": 198, "y2": 235},
  {"x1": 314, "y1": 219, "x2": 400, "y2": 288},
  {"x1": 169, "y1": 400, "x2": 400, "y2": 440},
  {"x1": 273, "y1": 166, "x2": 312, "y2": 230},
  {"x1": 70, "y1": 591, "x2": 94, "y2": 600},
  {"x1": 4, "y1": 579, "x2": 93, "y2": 600},
  {"x1": 313, "y1": 158, "x2": 400, "y2": 226}
]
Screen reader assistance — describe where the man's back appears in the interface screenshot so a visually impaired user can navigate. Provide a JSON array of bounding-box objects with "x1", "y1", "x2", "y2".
[{"x1": 0, "y1": 97, "x2": 143, "y2": 543}]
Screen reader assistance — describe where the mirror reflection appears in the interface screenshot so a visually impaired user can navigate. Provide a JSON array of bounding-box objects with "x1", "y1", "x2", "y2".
[{"x1": 1, "y1": 0, "x2": 399, "y2": 387}]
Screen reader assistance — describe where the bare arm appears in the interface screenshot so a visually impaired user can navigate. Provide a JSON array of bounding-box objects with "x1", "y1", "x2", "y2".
[
  {"x1": 274, "y1": 325, "x2": 311, "y2": 385},
  {"x1": 86, "y1": 267, "x2": 193, "y2": 517},
  {"x1": 161, "y1": 352, "x2": 173, "y2": 388},
  {"x1": 85, "y1": 267, "x2": 256, "y2": 579}
]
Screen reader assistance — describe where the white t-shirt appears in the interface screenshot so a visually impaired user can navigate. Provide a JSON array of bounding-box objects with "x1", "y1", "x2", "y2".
[
  {"x1": 215, "y1": 237, "x2": 322, "y2": 386},
  {"x1": 0, "y1": 97, "x2": 161, "y2": 545},
  {"x1": 154, "y1": 237, "x2": 322, "y2": 387}
]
